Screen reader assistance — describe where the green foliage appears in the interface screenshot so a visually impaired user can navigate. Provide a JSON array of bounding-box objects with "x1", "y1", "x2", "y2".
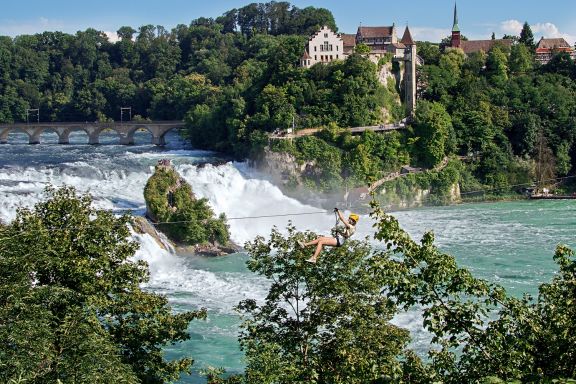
[
  {"x1": 144, "y1": 165, "x2": 230, "y2": 245},
  {"x1": 0, "y1": 186, "x2": 205, "y2": 383},
  {"x1": 417, "y1": 41, "x2": 441, "y2": 66},
  {"x1": 380, "y1": 160, "x2": 461, "y2": 206},
  {"x1": 419, "y1": 36, "x2": 576, "y2": 195},
  {"x1": 519, "y1": 22, "x2": 535, "y2": 49},
  {"x1": 295, "y1": 135, "x2": 343, "y2": 191},
  {"x1": 233, "y1": 199, "x2": 576, "y2": 383},
  {"x1": 270, "y1": 128, "x2": 410, "y2": 193},
  {"x1": 412, "y1": 100, "x2": 453, "y2": 167},
  {"x1": 238, "y1": 224, "x2": 410, "y2": 383},
  {"x1": 354, "y1": 43, "x2": 371, "y2": 54}
]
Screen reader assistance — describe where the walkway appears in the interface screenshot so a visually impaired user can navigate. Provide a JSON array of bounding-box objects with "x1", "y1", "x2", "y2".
[{"x1": 269, "y1": 121, "x2": 406, "y2": 139}]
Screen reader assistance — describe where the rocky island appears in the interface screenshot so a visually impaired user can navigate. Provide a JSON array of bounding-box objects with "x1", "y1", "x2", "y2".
[{"x1": 143, "y1": 159, "x2": 240, "y2": 256}]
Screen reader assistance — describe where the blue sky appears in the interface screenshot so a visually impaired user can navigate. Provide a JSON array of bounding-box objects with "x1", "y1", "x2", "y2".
[{"x1": 2, "y1": 0, "x2": 576, "y2": 44}]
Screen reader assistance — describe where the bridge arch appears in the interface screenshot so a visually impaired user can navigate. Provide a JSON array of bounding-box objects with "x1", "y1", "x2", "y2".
[
  {"x1": 1, "y1": 127, "x2": 32, "y2": 144},
  {"x1": 31, "y1": 127, "x2": 64, "y2": 144},
  {"x1": 95, "y1": 126, "x2": 123, "y2": 145},
  {"x1": 0, "y1": 121, "x2": 184, "y2": 146},
  {"x1": 125, "y1": 126, "x2": 158, "y2": 145},
  {"x1": 122, "y1": 124, "x2": 179, "y2": 146},
  {"x1": 60, "y1": 127, "x2": 92, "y2": 144}
]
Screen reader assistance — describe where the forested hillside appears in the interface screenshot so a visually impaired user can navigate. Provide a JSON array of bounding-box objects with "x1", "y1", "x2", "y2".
[
  {"x1": 0, "y1": 2, "x2": 398, "y2": 157},
  {"x1": 416, "y1": 39, "x2": 576, "y2": 195}
]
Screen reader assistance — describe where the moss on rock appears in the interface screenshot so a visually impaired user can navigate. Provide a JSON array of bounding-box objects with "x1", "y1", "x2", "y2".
[{"x1": 144, "y1": 161, "x2": 230, "y2": 248}]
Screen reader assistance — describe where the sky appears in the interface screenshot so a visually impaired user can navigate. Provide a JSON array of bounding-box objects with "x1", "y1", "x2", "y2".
[{"x1": 1, "y1": 0, "x2": 576, "y2": 44}]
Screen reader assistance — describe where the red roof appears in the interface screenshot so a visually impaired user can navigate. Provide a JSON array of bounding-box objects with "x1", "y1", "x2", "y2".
[
  {"x1": 400, "y1": 26, "x2": 414, "y2": 45},
  {"x1": 537, "y1": 37, "x2": 572, "y2": 50},
  {"x1": 357, "y1": 26, "x2": 394, "y2": 38},
  {"x1": 341, "y1": 33, "x2": 357, "y2": 48},
  {"x1": 458, "y1": 39, "x2": 513, "y2": 54}
]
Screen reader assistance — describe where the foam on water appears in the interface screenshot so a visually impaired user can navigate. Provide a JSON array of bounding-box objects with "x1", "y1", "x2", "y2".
[{"x1": 3, "y1": 136, "x2": 574, "y2": 382}]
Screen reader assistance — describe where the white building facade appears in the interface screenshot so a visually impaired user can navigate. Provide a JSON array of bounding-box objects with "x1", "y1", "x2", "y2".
[{"x1": 300, "y1": 26, "x2": 344, "y2": 68}]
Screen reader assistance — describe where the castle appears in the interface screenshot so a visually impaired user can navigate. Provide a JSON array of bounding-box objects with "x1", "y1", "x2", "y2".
[{"x1": 301, "y1": 24, "x2": 418, "y2": 115}]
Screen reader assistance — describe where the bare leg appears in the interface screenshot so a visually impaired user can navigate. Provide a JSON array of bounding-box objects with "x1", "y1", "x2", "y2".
[{"x1": 306, "y1": 236, "x2": 337, "y2": 263}]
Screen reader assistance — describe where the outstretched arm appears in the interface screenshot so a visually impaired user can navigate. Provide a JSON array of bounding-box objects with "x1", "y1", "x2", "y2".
[{"x1": 335, "y1": 209, "x2": 352, "y2": 229}]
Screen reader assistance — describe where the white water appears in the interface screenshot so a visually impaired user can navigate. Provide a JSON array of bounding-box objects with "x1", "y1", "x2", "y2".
[{"x1": 2, "y1": 133, "x2": 572, "y2": 382}]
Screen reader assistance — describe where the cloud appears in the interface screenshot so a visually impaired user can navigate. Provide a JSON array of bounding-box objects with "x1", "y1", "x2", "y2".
[
  {"x1": 410, "y1": 26, "x2": 450, "y2": 43},
  {"x1": 500, "y1": 19, "x2": 523, "y2": 35},
  {"x1": 104, "y1": 31, "x2": 120, "y2": 43},
  {"x1": 498, "y1": 19, "x2": 576, "y2": 45}
]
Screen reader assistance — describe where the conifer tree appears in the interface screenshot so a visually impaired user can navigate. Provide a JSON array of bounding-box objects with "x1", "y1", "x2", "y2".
[{"x1": 519, "y1": 21, "x2": 535, "y2": 49}]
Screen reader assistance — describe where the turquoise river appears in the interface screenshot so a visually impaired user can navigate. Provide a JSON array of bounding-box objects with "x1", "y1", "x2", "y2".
[{"x1": 0, "y1": 130, "x2": 574, "y2": 382}]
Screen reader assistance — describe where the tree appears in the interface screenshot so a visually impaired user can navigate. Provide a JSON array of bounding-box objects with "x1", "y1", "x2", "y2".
[
  {"x1": 417, "y1": 41, "x2": 441, "y2": 66},
  {"x1": 485, "y1": 46, "x2": 509, "y2": 86},
  {"x1": 117, "y1": 26, "x2": 137, "y2": 41},
  {"x1": 219, "y1": 193, "x2": 576, "y2": 383},
  {"x1": 354, "y1": 43, "x2": 371, "y2": 55},
  {"x1": 412, "y1": 100, "x2": 453, "y2": 167},
  {"x1": 0, "y1": 186, "x2": 205, "y2": 383},
  {"x1": 237, "y1": 224, "x2": 411, "y2": 383},
  {"x1": 519, "y1": 21, "x2": 535, "y2": 49},
  {"x1": 509, "y1": 43, "x2": 533, "y2": 74}
]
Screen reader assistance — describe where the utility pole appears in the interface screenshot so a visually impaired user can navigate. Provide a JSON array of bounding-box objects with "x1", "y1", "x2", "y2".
[
  {"x1": 26, "y1": 108, "x2": 39, "y2": 124},
  {"x1": 120, "y1": 107, "x2": 132, "y2": 123}
]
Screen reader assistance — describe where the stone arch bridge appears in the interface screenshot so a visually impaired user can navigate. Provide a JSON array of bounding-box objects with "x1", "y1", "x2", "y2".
[{"x1": 0, "y1": 121, "x2": 184, "y2": 146}]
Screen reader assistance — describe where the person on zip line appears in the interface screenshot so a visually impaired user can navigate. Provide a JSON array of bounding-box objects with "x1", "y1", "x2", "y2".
[{"x1": 298, "y1": 208, "x2": 359, "y2": 263}]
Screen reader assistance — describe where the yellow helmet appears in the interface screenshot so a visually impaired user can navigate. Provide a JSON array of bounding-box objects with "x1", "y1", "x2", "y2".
[{"x1": 349, "y1": 213, "x2": 359, "y2": 223}]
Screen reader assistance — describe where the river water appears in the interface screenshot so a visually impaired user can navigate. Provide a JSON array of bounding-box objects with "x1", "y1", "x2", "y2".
[{"x1": 1, "y1": 130, "x2": 575, "y2": 382}]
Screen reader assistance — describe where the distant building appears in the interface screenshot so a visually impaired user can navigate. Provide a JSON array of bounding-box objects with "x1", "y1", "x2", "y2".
[
  {"x1": 301, "y1": 24, "x2": 418, "y2": 115},
  {"x1": 446, "y1": 3, "x2": 513, "y2": 55},
  {"x1": 356, "y1": 25, "x2": 398, "y2": 55},
  {"x1": 350, "y1": 24, "x2": 412, "y2": 60},
  {"x1": 300, "y1": 26, "x2": 344, "y2": 68},
  {"x1": 341, "y1": 33, "x2": 357, "y2": 55},
  {"x1": 535, "y1": 37, "x2": 576, "y2": 64}
]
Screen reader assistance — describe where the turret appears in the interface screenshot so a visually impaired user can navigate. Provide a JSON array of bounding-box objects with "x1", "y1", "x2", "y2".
[
  {"x1": 451, "y1": 3, "x2": 461, "y2": 48},
  {"x1": 402, "y1": 26, "x2": 417, "y2": 116}
]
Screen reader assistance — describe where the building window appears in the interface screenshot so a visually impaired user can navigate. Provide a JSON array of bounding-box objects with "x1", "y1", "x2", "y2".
[
  {"x1": 324, "y1": 41, "x2": 329, "y2": 51},
  {"x1": 314, "y1": 55, "x2": 317, "y2": 60},
  {"x1": 314, "y1": 46, "x2": 317, "y2": 52},
  {"x1": 329, "y1": 44, "x2": 333, "y2": 51},
  {"x1": 336, "y1": 54, "x2": 339, "y2": 59},
  {"x1": 336, "y1": 46, "x2": 339, "y2": 51},
  {"x1": 330, "y1": 55, "x2": 333, "y2": 60},
  {"x1": 324, "y1": 33, "x2": 328, "y2": 38}
]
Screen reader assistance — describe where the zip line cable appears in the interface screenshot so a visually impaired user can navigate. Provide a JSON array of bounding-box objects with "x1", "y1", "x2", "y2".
[
  {"x1": 3, "y1": 174, "x2": 576, "y2": 231},
  {"x1": 150, "y1": 210, "x2": 331, "y2": 225},
  {"x1": 0, "y1": 210, "x2": 337, "y2": 239}
]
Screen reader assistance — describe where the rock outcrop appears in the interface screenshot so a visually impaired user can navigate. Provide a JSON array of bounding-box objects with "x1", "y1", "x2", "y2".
[{"x1": 143, "y1": 159, "x2": 239, "y2": 256}]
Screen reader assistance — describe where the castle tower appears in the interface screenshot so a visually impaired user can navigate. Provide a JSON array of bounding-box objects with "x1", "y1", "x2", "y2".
[
  {"x1": 451, "y1": 3, "x2": 461, "y2": 48},
  {"x1": 401, "y1": 26, "x2": 417, "y2": 116}
]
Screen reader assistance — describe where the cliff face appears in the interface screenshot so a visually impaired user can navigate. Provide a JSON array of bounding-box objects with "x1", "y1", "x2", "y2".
[
  {"x1": 252, "y1": 148, "x2": 341, "y2": 208},
  {"x1": 254, "y1": 148, "x2": 461, "y2": 210}
]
